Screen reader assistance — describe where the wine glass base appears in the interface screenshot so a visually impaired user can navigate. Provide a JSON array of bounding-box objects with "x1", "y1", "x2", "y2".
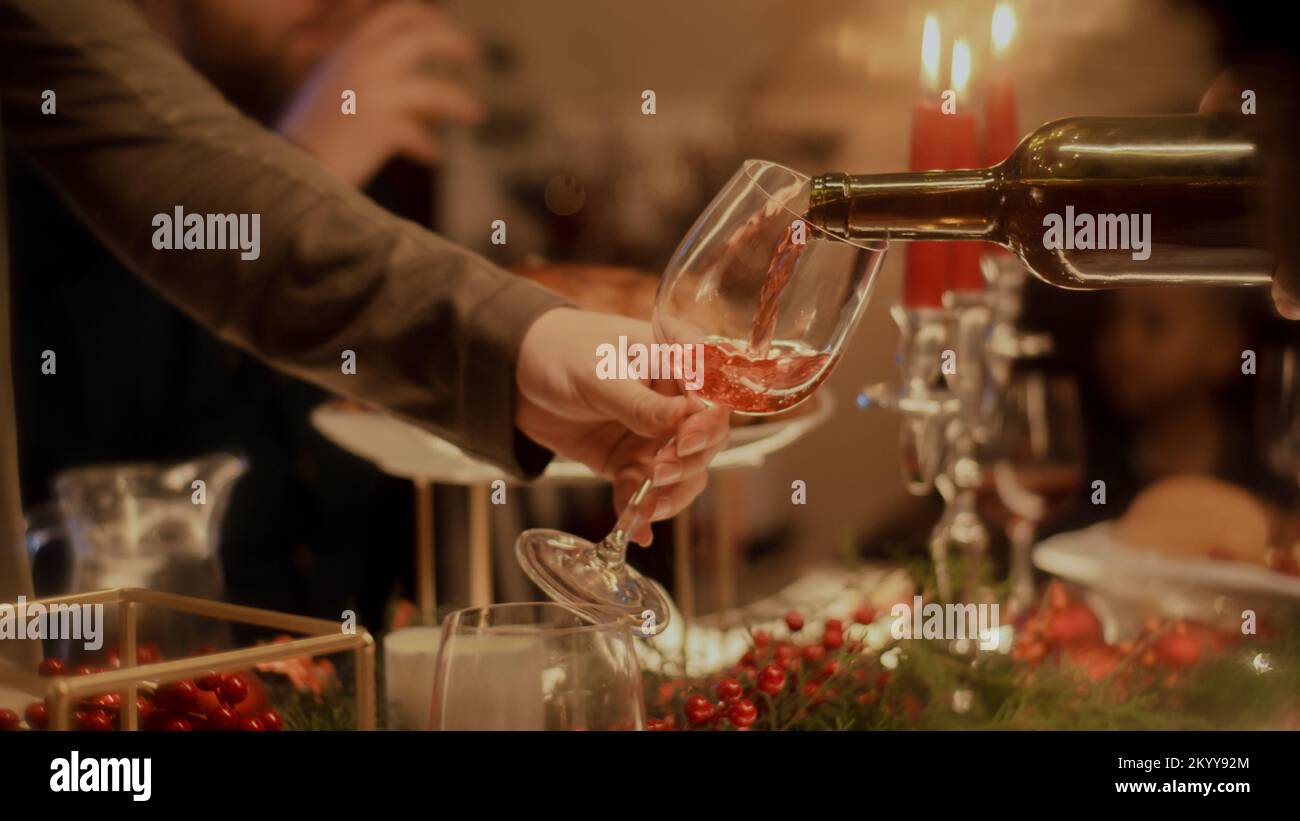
[{"x1": 515, "y1": 528, "x2": 671, "y2": 637}]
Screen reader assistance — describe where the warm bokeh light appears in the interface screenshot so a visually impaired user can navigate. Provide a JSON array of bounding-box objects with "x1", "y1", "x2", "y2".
[
  {"x1": 951, "y1": 38, "x2": 972, "y2": 95},
  {"x1": 921, "y1": 14, "x2": 941, "y2": 91},
  {"x1": 992, "y1": 3, "x2": 1016, "y2": 54}
]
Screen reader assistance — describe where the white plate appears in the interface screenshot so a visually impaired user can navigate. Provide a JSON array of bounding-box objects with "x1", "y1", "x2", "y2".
[
  {"x1": 310, "y1": 391, "x2": 834, "y2": 486},
  {"x1": 1033, "y1": 521, "x2": 1300, "y2": 636}
]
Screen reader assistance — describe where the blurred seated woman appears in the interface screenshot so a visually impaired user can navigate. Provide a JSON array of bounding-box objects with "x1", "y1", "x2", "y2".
[{"x1": 1046, "y1": 286, "x2": 1297, "y2": 548}]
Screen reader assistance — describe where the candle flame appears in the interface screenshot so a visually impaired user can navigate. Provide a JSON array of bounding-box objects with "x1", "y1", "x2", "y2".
[
  {"x1": 992, "y1": 3, "x2": 1016, "y2": 54},
  {"x1": 920, "y1": 14, "x2": 941, "y2": 92},
  {"x1": 951, "y1": 39, "x2": 972, "y2": 96}
]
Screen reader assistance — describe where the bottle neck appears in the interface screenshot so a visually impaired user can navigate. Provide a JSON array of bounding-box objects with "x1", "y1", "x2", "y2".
[{"x1": 807, "y1": 169, "x2": 1001, "y2": 242}]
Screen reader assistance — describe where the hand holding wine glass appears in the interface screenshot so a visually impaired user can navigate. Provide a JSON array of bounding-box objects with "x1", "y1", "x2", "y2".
[
  {"x1": 515, "y1": 160, "x2": 887, "y2": 635},
  {"x1": 516, "y1": 308, "x2": 731, "y2": 546}
]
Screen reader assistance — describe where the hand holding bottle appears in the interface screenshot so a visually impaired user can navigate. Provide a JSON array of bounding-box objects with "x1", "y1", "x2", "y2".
[{"x1": 1199, "y1": 69, "x2": 1300, "y2": 318}]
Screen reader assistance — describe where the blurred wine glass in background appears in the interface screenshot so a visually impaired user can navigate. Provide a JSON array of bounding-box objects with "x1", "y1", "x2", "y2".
[
  {"x1": 982, "y1": 371, "x2": 1084, "y2": 614},
  {"x1": 1257, "y1": 345, "x2": 1300, "y2": 488}
]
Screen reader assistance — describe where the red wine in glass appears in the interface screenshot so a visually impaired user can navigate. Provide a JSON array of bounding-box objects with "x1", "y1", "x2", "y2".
[
  {"x1": 747, "y1": 222, "x2": 807, "y2": 357},
  {"x1": 697, "y1": 338, "x2": 835, "y2": 414}
]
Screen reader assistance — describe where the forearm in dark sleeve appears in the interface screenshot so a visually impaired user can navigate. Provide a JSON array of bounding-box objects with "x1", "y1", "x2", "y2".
[{"x1": 0, "y1": 0, "x2": 567, "y2": 478}]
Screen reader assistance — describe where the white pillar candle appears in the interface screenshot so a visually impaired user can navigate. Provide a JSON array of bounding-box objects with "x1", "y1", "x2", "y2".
[{"x1": 383, "y1": 626, "x2": 442, "y2": 730}]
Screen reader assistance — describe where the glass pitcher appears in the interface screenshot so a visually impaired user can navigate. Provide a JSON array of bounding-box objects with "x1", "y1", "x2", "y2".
[{"x1": 43, "y1": 452, "x2": 248, "y2": 657}]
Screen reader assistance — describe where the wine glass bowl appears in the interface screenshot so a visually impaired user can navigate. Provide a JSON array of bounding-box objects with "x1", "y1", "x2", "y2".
[
  {"x1": 517, "y1": 159, "x2": 887, "y2": 636},
  {"x1": 653, "y1": 159, "x2": 888, "y2": 415}
]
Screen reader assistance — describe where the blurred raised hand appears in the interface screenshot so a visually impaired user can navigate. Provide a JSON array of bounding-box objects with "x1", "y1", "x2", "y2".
[{"x1": 276, "y1": 0, "x2": 484, "y2": 186}]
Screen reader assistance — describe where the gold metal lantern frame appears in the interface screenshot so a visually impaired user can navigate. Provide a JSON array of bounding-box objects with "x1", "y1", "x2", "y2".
[{"x1": 0, "y1": 588, "x2": 376, "y2": 730}]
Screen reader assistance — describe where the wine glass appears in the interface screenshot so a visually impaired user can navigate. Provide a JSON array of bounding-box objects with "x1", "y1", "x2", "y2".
[
  {"x1": 429, "y1": 603, "x2": 645, "y2": 730},
  {"x1": 985, "y1": 370, "x2": 1083, "y2": 613},
  {"x1": 1256, "y1": 344, "x2": 1300, "y2": 485},
  {"x1": 516, "y1": 159, "x2": 888, "y2": 635}
]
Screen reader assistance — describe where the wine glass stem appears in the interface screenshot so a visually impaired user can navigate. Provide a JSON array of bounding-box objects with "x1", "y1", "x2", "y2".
[{"x1": 595, "y1": 437, "x2": 676, "y2": 570}]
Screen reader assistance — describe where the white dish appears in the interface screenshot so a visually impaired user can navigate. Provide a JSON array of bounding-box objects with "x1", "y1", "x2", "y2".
[
  {"x1": 310, "y1": 391, "x2": 834, "y2": 486},
  {"x1": 1033, "y1": 521, "x2": 1300, "y2": 637}
]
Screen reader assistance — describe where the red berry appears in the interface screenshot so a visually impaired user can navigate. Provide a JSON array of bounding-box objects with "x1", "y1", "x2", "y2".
[
  {"x1": 753, "y1": 630, "x2": 772, "y2": 648},
  {"x1": 37, "y1": 657, "x2": 65, "y2": 677},
  {"x1": 728, "y1": 698, "x2": 757, "y2": 728},
  {"x1": 823, "y1": 628, "x2": 844, "y2": 650},
  {"x1": 803, "y1": 681, "x2": 822, "y2": 699},
  {"x1": 0, "y1": 708, "x2": 19, "y2": 730},
  {"x1": 204, "y1": 705, "x2": 240, "y2": 731},
  {"x1": 77, "y1": 710, "x2": 113, "y2": 731},
  {"x1": 217, "y1": 675, "x2": 249, "y2": 706},
  {"x1": 853, "y1": 605, "x2": 876, "y2": 624},
  {"x1": 196, "y1": 672, "x2": 223, "y2": 692},
  {"x1": 715, "y1": 678, "x2": 743, "y2": 703},
  {"x1": 820, "y1": 659, "x2": 841, "y2": 679},
  {"x1": 773, "y1": 644, "x2": 797, "y2": 667},
  {"x1": 92, "y1": 693, "x2": 122, "y2": 710},
  {"x1": 824, "y1": 618, "x2": 844, "y2": 632},
  {"x1": 738, "y1": 650, "x2": 757, "y2": 668},
  {"x1": 258, "y1": 709, "x2": 283, "y2": 732},
  {"x1": 801, "y1": 644, "x2": 826, "y2": 664},
  {"x1": 1153, "y1": 628, "x2": 1203, "y2": 669},
  {"x1": 1063, "y1": 644, "x2": 1123, "y2": 683},
  {"x1": 73, "y1": 664, "x2": 98, "y2": 676},
  {"x1": 1043, "y1": 602, "x2": 1103, "y2": 648},
  {"x1": 784, "y1": 611, "x2": 805, "y2": 632},
  {"x1": 24, "y1": 702, "x2": 48, "y2": 730},
  {"x1": 684, "y1": 694, "x2": 714, "y2": 724},
  {"x1": 157, "y1": 680, "x2": 200, "y2": 711},
  {"x1": 162, "y1": 715, "x2": 193, "y2": 732},
  {"x1": 135, "y1": 697, "x2": 154, "y2": 723},
  {"x1": 238, "y1": 716, "x2": 266, "y2": 732},
  {"x1": 646, "y1": 718, "x2": 670, "y2": 731},
  {"x1": 877, "y1": 672, "x2": 892, "y2": 688},
  {"x1": 136, "y1": 643, "x2": 163, "y2": 665},
  {"x1": 105, "y1": 648, "x2": 121, "y2": 669},
  {"x1": 757, "y1": 664, "x2": 786, "y2": 696}
]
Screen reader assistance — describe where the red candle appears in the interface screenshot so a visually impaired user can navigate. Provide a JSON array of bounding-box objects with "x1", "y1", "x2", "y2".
[
  {"x1": 984, "y1": 4, "x2": 1020, "y2": 164},
  {"x1": 984, "y1": 4, "x2": 1020, "y2": 267},
  {"x1": 946, "y1": 109, "x2": 985, "y2": 293},
  {"x1": 903, "y1": 15, "x2": 947, "y2": 310},
  {"x1": 984, "y1": 72, "x2": 1020, "y2": 164}
]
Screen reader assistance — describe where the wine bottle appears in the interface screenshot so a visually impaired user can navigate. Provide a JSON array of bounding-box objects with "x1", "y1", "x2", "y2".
[{"x1": 806, "y1": 115, "x2": 1273, "y2": 288}]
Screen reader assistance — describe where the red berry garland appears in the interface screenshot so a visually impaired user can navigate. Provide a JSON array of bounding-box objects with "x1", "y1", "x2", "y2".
[
  {"x1": 757, "y1": 664, "x2": 786, "y2": 695},
  {"x1": 17, "y1": 649, "x2": 283, "y2": 731},
  {"x1": 684, "y1": 694, "x2": 714, "y2": 724},
  {"x1": 715, "y1": 678, "x2": 743, "y2": 703},
  {"x1": 217, "y1": 674, "x2": 250, "y2": 706},
  {"x1": 728, "y1": 699, "x2": 757, "y2": 728}
]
